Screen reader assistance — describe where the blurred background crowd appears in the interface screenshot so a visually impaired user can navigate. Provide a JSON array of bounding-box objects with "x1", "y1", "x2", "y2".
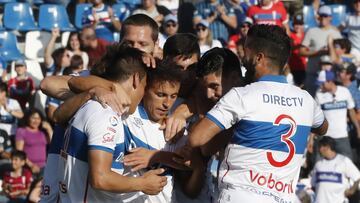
[{"x1": 0, "y1": 0, "x2": 357, "y2": 202}]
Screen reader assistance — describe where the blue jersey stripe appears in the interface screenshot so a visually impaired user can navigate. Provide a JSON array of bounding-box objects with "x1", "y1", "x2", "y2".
[
  {"x1": 232, "y1": 119, "x2": 311, "y2": 154},
  {"x1": 66, "y1": 127, "x2": 89, "y2": 162},
  {"x1": 206, "y1": 113, "x2": 225, "y2": 130},
  {"x1": 48, "y1": 125, "x2": 65, "y2": 154},
  {"x1": 89, "y1": 145, "x2": 114, "y2": 153}
]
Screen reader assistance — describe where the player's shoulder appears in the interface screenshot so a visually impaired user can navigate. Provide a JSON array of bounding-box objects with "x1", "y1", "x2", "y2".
[{"x1": 75, "y1": 100, "x2": 118, "y2": 122}]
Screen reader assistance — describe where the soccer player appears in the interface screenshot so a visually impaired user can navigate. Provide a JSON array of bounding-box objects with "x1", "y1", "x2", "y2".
[
  {"x1": 56, "y1": 45, "x2": 167, "y2": 203},
  {"x1": 311, "y1": 136, "x2": 360, "y2": 203},
  {"x1": 188, "y1": 24, "x2": 328, "y2": 202}
]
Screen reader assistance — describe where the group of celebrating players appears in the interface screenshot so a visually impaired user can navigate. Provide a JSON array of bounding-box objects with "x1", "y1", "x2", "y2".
[{"x1": 38, "y1": 14, "x2": 328, "y2": 203}]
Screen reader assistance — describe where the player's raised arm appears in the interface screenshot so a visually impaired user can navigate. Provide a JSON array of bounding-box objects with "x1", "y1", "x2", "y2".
[
  {"x1": 311, "y1": 119, "x2": 328, "y2": 135},
  {"x1": 188, "y1": 117, "x2": 223, "y2": 148}
]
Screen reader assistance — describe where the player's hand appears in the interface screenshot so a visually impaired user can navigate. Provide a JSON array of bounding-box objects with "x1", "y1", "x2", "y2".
[
  {"x1": 51, "y1": 28, "x2": 60, "y2": 38},
  {"x1": 89, "y1": 86, "x2": 131, "y2": 115},
  {"x1": 153, "y1": 45, "x2": 163, "y2": 60},
  {"x1": 140, "y1": 168, "x2": 167, "y2": 195},
  {"x1": 123, "y1": 148, "x2": 157, "y2": 171},
  {"x1": 160, "y1": 115, "x2": 186, "y2": 142},
  {"x1": 142, "y1": 53, "x2": 156, "y2": 69}
]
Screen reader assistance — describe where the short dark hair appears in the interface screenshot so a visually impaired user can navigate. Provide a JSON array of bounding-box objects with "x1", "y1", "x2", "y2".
[
  {"x1": 334, "y1": 38, "x2": 352, "y2": 54},
  {"x1": 318, "y1": 136, "x2": 336, "y2": 151},
  {"x1": 120, "y1": 14, "x2": 159, "y2": 42},
  {"x1": 0, "y1": 82, "x2": 8, "y2": 93},
  {"x1": 146, "y1": 60, "x2": 183, "y2": 88},
  {"x1": 196, "y1": 48, "x2": 243, "y2": 79},
  {"x1": 70, "y1": 55, "x2": 83, "y2": 68},
  {"x1": 163, "y1": 33, "x2": 200, "y2": 59},
  {"x1": 11, "y1": 150, "x2": 27, "y2": 160},
  {"x1": 246, "y1": 24, "x2": 291, "y2": 70},
  {"x1": 92, "y1": 44, "x2": 147, "y2": 82}
]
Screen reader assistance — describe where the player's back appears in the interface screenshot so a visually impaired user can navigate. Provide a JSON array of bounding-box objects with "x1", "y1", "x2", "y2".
[
  {"x1": 210, "y1": 75, "x2": 323, "y2": 202},
  {"x1": 57, "y1": 100, "x2": 126, "y2": 203}
]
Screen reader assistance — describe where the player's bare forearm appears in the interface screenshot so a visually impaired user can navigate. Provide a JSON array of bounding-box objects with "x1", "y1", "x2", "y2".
[
  {"x1": 201, "y1": 129, "x2": 232, "y2": 157},
  {"x1": 311, "y1": 119, "x2": 328, "y2": 135},
  {"x1": 152, "y1": 151, "x2": 191, "y2": 171},
  {"x1": 88, "y1": 150, "x2": 144, "y2": 193},
  {"x1": 53, "y1": 91, "x2": 92, "y2": 125},
  {"x1": 189, "y1": 117, "x2": 222, "y2": 147},
  {"x1": 68, "y1": 75, "x2": 113, "y2": 93},
  {"x1": 40, "y1": 75, "x2": 75, "y2": 100}
]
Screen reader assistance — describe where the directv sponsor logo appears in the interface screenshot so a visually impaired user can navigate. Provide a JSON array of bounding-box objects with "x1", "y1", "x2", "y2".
[{"x1": 263, "y1": 94, "x2": 303, "y2": 107}]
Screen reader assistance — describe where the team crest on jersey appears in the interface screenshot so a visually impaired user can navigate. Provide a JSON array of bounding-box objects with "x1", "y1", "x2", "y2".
[
  {"x1": 133, "y1": 117, "x2": 143, "y2": 128},
  {"x1": 102, "y1": 133, "x2": 115, "y2": 143},
  {"x1": 109, "y1": 116, "x2": 119, "y2": 127}
]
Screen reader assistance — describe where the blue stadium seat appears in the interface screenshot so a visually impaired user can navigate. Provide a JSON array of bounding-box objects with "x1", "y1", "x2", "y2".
[
  {"x1": 112, "y1": 3, "x2": 131, "y2": 22},
  {"x1": 75, "y1": 3, "x2": 92, "y2": 29},
  {"x1": 0, "y1": 31, "x2": 23, "y2": 62},
  {"x1": 303, "y1": 5, "x2": 318, "y2": 31},
  {"x1": 117, "y1": 0, "x2": 140, "y2": 10},
  {"x1": 4, "y1": 3, "x2": 38, "y2": 31},
  {"x1": 330, "y1": 4, "x2": 347, "y2": 27},
  {"x1": 0, "y1": 0, "x2": 15, "y2": 4},
  {"x1": 39, "y1": 4, "x2": 76, "y2": 31}
]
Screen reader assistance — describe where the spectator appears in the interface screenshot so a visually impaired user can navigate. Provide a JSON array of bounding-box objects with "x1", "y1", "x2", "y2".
[
  {"x1": 0, "y1": 83, "x2": 24, "y2": 138},
  {"x1": 132, "y1": 0, "x2": 171, "y2": 25},
  {"x1": 246, "y1": 0, "x2": 290, "y2": 33},
  {"x1": 328, "y1": 37, "x2": 357, "y2": 66},
  {"x1": 80, "y1": 26, "x2": 110, "y2": 68},
  {"x1": 228, "y1": 17, "x2": 253, "y2": 54},
  {"x1": 300, "y1": 5, "x2": 342, "y2": 96},
  {"x1": 15, "y1": 109, "x2": 53, "y2": 175},
  {"x1": 311, "y1": 136, "x2": 360, "y2": 203},
  {"x1": 7, "y1": 60, "x2": 35, "y2": 110},
  {"x1": 281, "y1": 0, "x2": 303, "y2": 18},
  {"x1": 288, "y1": 14, "x2": 307, "y2": 87},
  {"x1": 44, "y1": 28, "x2": 72, "y2": 76},
  {"x1": 235, "y1": 37, "x2": 246, "y2": 61},
  {"x1": 66, "y1": 32, "x2": 89, "y2": 70},
  {"x1": 0, "y1": 129, "x2": 11, "y2": 178},
  {"x1": 63, "y1": 55, "x2": 84, "y2": 76},
  {"x1": 340, "y1": 0, "x2": 360, "y2": 55},
  {"x1": 157, "y1": 0, "x2": 179, "y2": 13},
  {"x1": 1, "y1": 150, "x2": 32, "y2": 203},
  {"x1": 82, "y1": 0, "x2": 121, "y2": 43},
  {"x1": 193, "y1": 0, "x2": 237, "y2": 43},
  {"x1": 196, "y1": 20, "x2": 223, "y2": 56},
  {"x1": 314, "y1": 69, "x2": 360, "y2": 160},
  {"x1": 159, "y1": 14, "x2": 179, "y2": 48}
]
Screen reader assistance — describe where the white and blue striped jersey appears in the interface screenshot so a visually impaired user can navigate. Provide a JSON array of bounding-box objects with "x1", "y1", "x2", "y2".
[
  {"x1": 206, "y1": 75, "x2": 325, "y2": 202},
  {"x1": 123, "y1": 103, "x2": 175, "y2": 203},
  {"x1": 57, "y1": 100, "x2": 127, "y2": 203}
]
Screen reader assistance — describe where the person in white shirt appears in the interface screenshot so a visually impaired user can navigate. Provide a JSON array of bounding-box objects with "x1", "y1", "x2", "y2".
[
  {"x1": 188, "y1": 24, "x2": 328, "y2": 203},
  {"x1": 314, "y1": 69, "x2": 360, "y2": 160},
  {"x1": 196, "y1": 20, "x2": 223, "y2": 56},
  {"x1": 311, "y1": 136, "x2": 360, "y2": 203},
  {"x1": 55, "y1": 45, "x2": 167, "y2": 203},
  {"x1": 0, "y1": 83, "x2": 23, "y2": 137}
]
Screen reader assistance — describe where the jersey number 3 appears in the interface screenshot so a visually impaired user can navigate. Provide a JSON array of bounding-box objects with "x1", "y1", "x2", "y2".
[{"x1": 267, "y1": 114, "x2": 296, "y2": 168}]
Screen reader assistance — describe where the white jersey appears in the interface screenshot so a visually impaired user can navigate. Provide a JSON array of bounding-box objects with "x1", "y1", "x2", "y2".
[
  {"x1": 123, "y1": 104, "x2": 175, "y2": 203},
  {"x1": 57, "y1": 101, "x2": 127, "y2": 203},
  {"x1": 207, "y1": 75, "x2": 325, "y2": 202},
  {"x1": 0, "y1": 98, "x2": 21, "y2": 135},
  {"x1": 315, "y1": 86, "x2": 355, "y2": 139},
  {"x1": 40, "y1": 125, "x2": 66, "y2": 203},
  {"x1": 311, "y1": 154, "x2": 360, "y2": 203}
]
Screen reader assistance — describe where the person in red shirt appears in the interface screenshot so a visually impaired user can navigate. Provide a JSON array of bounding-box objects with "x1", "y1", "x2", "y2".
[
  {"x1": 1, "y1": 150, "x2": 32, "y2": 203},
  {"x1": 247, "y1": 0, "x2": 289, "y2": 33},
  {"x1": 228, "y1": 17, "x2": 253, "y2": 54},
  {"x1": 8, "y1": 60, "x2": 35, "y2": 110},
  {"x1": 80, "y1": 26, "x2": 111, "y2": 68},
  {"x1": 289, "y1": 14, "x2": 307, "y2": 87}
]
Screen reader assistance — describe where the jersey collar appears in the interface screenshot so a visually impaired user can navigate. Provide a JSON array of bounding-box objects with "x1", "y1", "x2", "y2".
[{"x1": 258, "y1": 75, "x2": 288, "y2": 84}]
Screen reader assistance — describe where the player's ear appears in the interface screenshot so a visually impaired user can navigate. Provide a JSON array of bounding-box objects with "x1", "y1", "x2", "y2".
[
  {"x1": 256, "y1": 52, "x2": 265, "y2": 63},
  {"x1": 132, "y1": 72, "x2": 141, "y2": 90}
]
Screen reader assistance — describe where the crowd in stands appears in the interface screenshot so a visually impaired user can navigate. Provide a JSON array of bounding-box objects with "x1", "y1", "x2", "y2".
[{"x1": 0, "y1": 0, "x2": 358, "y2": 202}]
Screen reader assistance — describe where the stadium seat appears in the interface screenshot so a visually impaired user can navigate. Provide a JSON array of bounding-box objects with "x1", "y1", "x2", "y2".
[
  {"x1": 303, "y1": 5, "x2": 318, "y2": 31},
  {"x1": 61, "y1": 31, "x2": 70, "y2": 47},
  {"x1": 117, "y1": 0, "x2": 141, "y2": 10},
  {"x1": 39, "y1": 4, "x2": 76, "y2": 31},
  {"x1": 330, "y1": 4, "x2": 347, "y2": 27},
  {"x1": 112, "y1": 3, "x2": 131, "y2": 22},
  {"x1": 3, "y1": 3, "x2": 38, "y2": 31},
  {"x1": 24, "y1": 31, "x2": 52, "y2": 63},
  {"x1": 33, "y1": 90, "x2": 48, "y2": 116},
  {"x1": 0, "y1": 0, "x2": 15, "y2": 4},
  {"x1": 75, "y1": 3, "x2": 92, "y2": 29},
  {"x1": 0, "y1": 31, "x2": 23, "y2": 62}
]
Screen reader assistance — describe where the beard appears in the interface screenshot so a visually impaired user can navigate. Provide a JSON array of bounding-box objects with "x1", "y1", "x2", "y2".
[{"x1": 242, "y1": 57, "x2": 256, "y2": 84}]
